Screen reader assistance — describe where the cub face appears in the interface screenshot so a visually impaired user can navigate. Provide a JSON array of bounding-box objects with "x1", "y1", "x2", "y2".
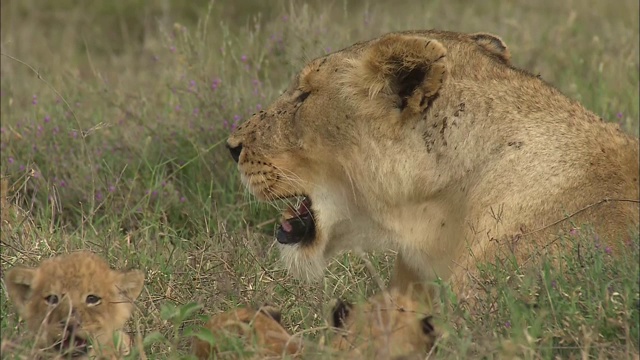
[
  {"x1": 4, "y1": 251, "x2": 145, "y2": 359},
  {"x1": 330, "y1": 290, "x2": 438, "y2": 359},
  {"x1": 192, "y1": 305, "x2": 303, "y2": 359}
]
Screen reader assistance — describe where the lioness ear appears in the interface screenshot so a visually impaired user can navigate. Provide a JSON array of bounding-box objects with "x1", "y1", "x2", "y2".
[
  {"x1": 5, "y1": 266, "x2": 37, "y2": 311},
  {"x1": 348, "y1": 34, "x2": 447, "y2": 114},
  {"x1": 470, "y1": 33, "x2": 511, "y2": 64},
  {"x1": 116, "y1": 269, "x2": 145, "y2": 301},
  {"x1": 331, "y1": 299, "x2": 352, "y2": 328}
]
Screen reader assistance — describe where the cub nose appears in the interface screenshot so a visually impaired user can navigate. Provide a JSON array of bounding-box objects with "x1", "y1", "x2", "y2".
[{"x1": 227, "y1": 142, "x2": 243, "y2": 163}]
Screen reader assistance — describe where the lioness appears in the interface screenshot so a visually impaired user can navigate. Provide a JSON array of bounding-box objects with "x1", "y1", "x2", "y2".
[
  {"x1": 330, "y1": 289, "x2": 438, "y2": 359},
  {"x1": 226, "y1": 30, "x2": 639, "y2": 298},
  {"x1": 4, "y1": 251, "x2": 145, "y2": 359},
  {"x1": 192, "y1": 305, "x2": 303, "y2": 359}
]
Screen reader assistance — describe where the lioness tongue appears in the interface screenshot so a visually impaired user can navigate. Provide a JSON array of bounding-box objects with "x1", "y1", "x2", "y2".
[{"x1": 280, "y1": 198, "x2": 310, "y2": 233}]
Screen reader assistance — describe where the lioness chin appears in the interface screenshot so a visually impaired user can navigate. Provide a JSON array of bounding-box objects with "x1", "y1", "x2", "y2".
[{"x1": 227, "y1": 29, "x2": 639, "y2": 300}]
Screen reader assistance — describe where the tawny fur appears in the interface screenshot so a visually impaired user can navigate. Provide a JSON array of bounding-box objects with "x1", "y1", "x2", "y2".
[
  {"x1": 330, "y1": 289, "x2": 438, "y2": 359},
  {"x1": 227, "y1": 30, "x2": 639, "y2": 301},
  {"x1": 4, "y1": 251, "x2": 145, "y2": 359},
  {"x1": 192, "y1": 306, "x2": 303, "y2": 359}
]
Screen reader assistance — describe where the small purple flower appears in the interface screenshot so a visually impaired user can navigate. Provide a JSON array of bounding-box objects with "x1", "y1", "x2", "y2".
[
  {"x1": 569, "y1": 228, "x2": 579, "y2": 236},
  {"x1": 256, "y1": 104, "x2": 262, "y2": 111},
  {"x1": 605, "y1": 246, "x2": 612, "y2": 255},
  {"x1": 44, "y1": 115, "x2": 51, "y2": 123},
  {"x1": 19, "y1": 165, "x2": 25, "y2": 171},
  {"x1": 241, "y1": 55, "x2": 248, "y2": 62},
  {"x1": 8, "y1": 157, "x2": 14, "y2": 164},
  {"x1": 325, "y1": 47, "x2": 332, "y2": 53},
  {"x1": 551, "y1": 280, "x2": 557, "y2": 289},
  {"x1": 211, "y1": 78, "x2": 221, "y2": 90},
  {"x1": 170, "y1": 46, "x2": 176, "y2": 53},
  {"x1": 71, "y1": 130, "x2": 78, "y2": 139},
  {"x1": 109, "y1": 185, "x2": 116, "y2": 193},
  {"x1": 504, "y1": 321, "x2": 511, "y2": 328},
  {"x1": 59, "y1": 180, "x2": 66, "y2": 187},
  {"x1": 32, "y1": 95, "x2": 38, "y2": 105},
  {"x1": 180, "y1": 196, "x2": 186, "y2": 203},
  {"x1": 193, "y1": 108, "x2": 200, "y2": 116},
  {"x1": 233, "y1": 115, "x2": 241, "y2": 122},
  {"x1": 617, "y1": 112, "x2": 623, "y2": 119},
  {"x1": 151, "y1": 190, "x2": 158, "y2": 197}
]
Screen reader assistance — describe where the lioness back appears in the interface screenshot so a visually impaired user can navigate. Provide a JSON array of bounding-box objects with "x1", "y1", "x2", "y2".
[
  {"x1": 226, "y1": 29, "x2": 638, "y2": 297},
  {"x1": 4, "y1": 251, "x2": 145, "y2": 359}
]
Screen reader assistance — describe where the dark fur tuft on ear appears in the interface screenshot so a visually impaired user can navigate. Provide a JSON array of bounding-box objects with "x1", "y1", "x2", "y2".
[
  {"x1": 331, "y1": 299, "x2": 352, "y2": 328},
  {"x1": 259, "y1": 305, "x2": 282, "y2": 324},
  {"x1": 420, "y1": 315, "x2": 435, "y2": 335}
]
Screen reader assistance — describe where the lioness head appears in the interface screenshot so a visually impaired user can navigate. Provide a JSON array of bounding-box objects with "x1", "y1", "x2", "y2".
[
  {"x1": 329, "y1": 290, "x2": 438, "y2": 359},
  {"x1": 4, "y1": 251, "x2": 145, "y2": 359},
  {"x1": 192, "y1": 305, "x2": 303, "y2": 359},
  {"x1": 226, "y1": 30, "x2": 512, "y2": 280}
]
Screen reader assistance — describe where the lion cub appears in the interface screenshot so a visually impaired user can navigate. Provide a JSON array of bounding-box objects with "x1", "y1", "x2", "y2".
[
  {"x1": 4, "y1": 251, "x2": 145, "y2": 359},
  {"x1": 192, "y1": 305, "x2": 303, "y2": 359},
  {"x1": 330, "y1": 290, "x2": 438, "y2": 359}
]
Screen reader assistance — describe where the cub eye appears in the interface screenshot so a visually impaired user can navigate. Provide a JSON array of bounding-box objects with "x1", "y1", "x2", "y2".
[
  {"x1": 86, "y1": 295, "x2": 102, "y2": 305},
  {"x1": 296, "y1": 91, "x2": 310, "y2": 102},
  {"x1": 44, "y1": 295, "x2": 59, "y2": 305}
]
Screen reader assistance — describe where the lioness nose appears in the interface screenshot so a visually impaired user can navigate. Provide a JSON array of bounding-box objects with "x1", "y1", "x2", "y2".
[{"x1": 227, "y1": 142, "x2": 243, "y2": 163}]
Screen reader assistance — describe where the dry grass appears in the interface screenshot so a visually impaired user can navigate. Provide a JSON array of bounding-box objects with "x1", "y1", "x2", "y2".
[{"x1": 1, "y1": 0, "x2": 638, "y2": 358}]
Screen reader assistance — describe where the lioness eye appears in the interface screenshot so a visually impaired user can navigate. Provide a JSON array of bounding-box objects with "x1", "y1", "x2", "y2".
[
  {"x1": 44, "y1": 295, "x2": 59, "y2": 305},
  {"x1": 86, "y1": 295, "x2": 101, "y2": 305}
]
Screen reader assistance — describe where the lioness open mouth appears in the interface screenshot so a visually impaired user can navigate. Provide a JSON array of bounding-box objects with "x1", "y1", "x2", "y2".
[
  {"x1": 54, "y1": 332, "x2": 89, "y2": 358},
  {"x1": 277, "y1": 196, "x2": 316, "y2": 245}
]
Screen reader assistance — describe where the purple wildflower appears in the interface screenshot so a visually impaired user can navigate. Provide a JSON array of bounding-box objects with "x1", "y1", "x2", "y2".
[
  {"x1": 605, "y1": 246, "x2": 612, "y2": 255},
  {"x1": 8, "y1": 157, "x2": 14, "y2": 164},
  {"x1": 44, "y1": 115, "x2": 51, "y2": 123},
  {"x1": 241, "y1": 55, "x2": 248, "y2": 62},
  {"x1": 180, "y1": 196, "x2": 186, "y2": 203},
  {"x1": 32, "y1": 95, "x2": 38, "y2": 105},
  {"x1": 569, "y1": 228, "x2": 579, "y2": 236},
  {"x1": 617, "y1": 112, "x2": 623, "y2": 119},
  {"x1": 504, "y1": 321, "x2": 511, "y2": 328},
  {"x1": 109, "y1": 185, "x2": 116, "y2": 193}
]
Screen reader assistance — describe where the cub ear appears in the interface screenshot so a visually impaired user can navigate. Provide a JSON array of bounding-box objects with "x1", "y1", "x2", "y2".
[
  {"x1": 470, "y1": 32, "x2": 511, "y2": 64},
  {"x1": 331, "y1": 299, "x2": 353, "y2": 328},
  {"x1": 420, "y1": 315, "x2": 435, "y2": 335},
  {"x1": 5, "y1": 266, "x2": 37, "y2": 311},
  {"x1": 259, "y1": 305, "x2": 282, "y2": 324},
  {"x1": 346, "y1": 34, "x2": 447, "y2": 114},
  {"x1": 116, "y1": 269, "x2": 145, "y2": 301}
]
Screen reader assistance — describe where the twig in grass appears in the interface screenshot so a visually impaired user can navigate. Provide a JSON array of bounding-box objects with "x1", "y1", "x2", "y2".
[
  {"x1": 354, "y1": 250, "x2": 387, "y2": 295},
  {"x1": 520, "y1": 198, "x2": 639, "y2": 238}
]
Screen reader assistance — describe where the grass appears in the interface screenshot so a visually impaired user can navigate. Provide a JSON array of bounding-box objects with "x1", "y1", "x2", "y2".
[{"x1": 0, "y1": 0, "x2": 638, "y2": 358}]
